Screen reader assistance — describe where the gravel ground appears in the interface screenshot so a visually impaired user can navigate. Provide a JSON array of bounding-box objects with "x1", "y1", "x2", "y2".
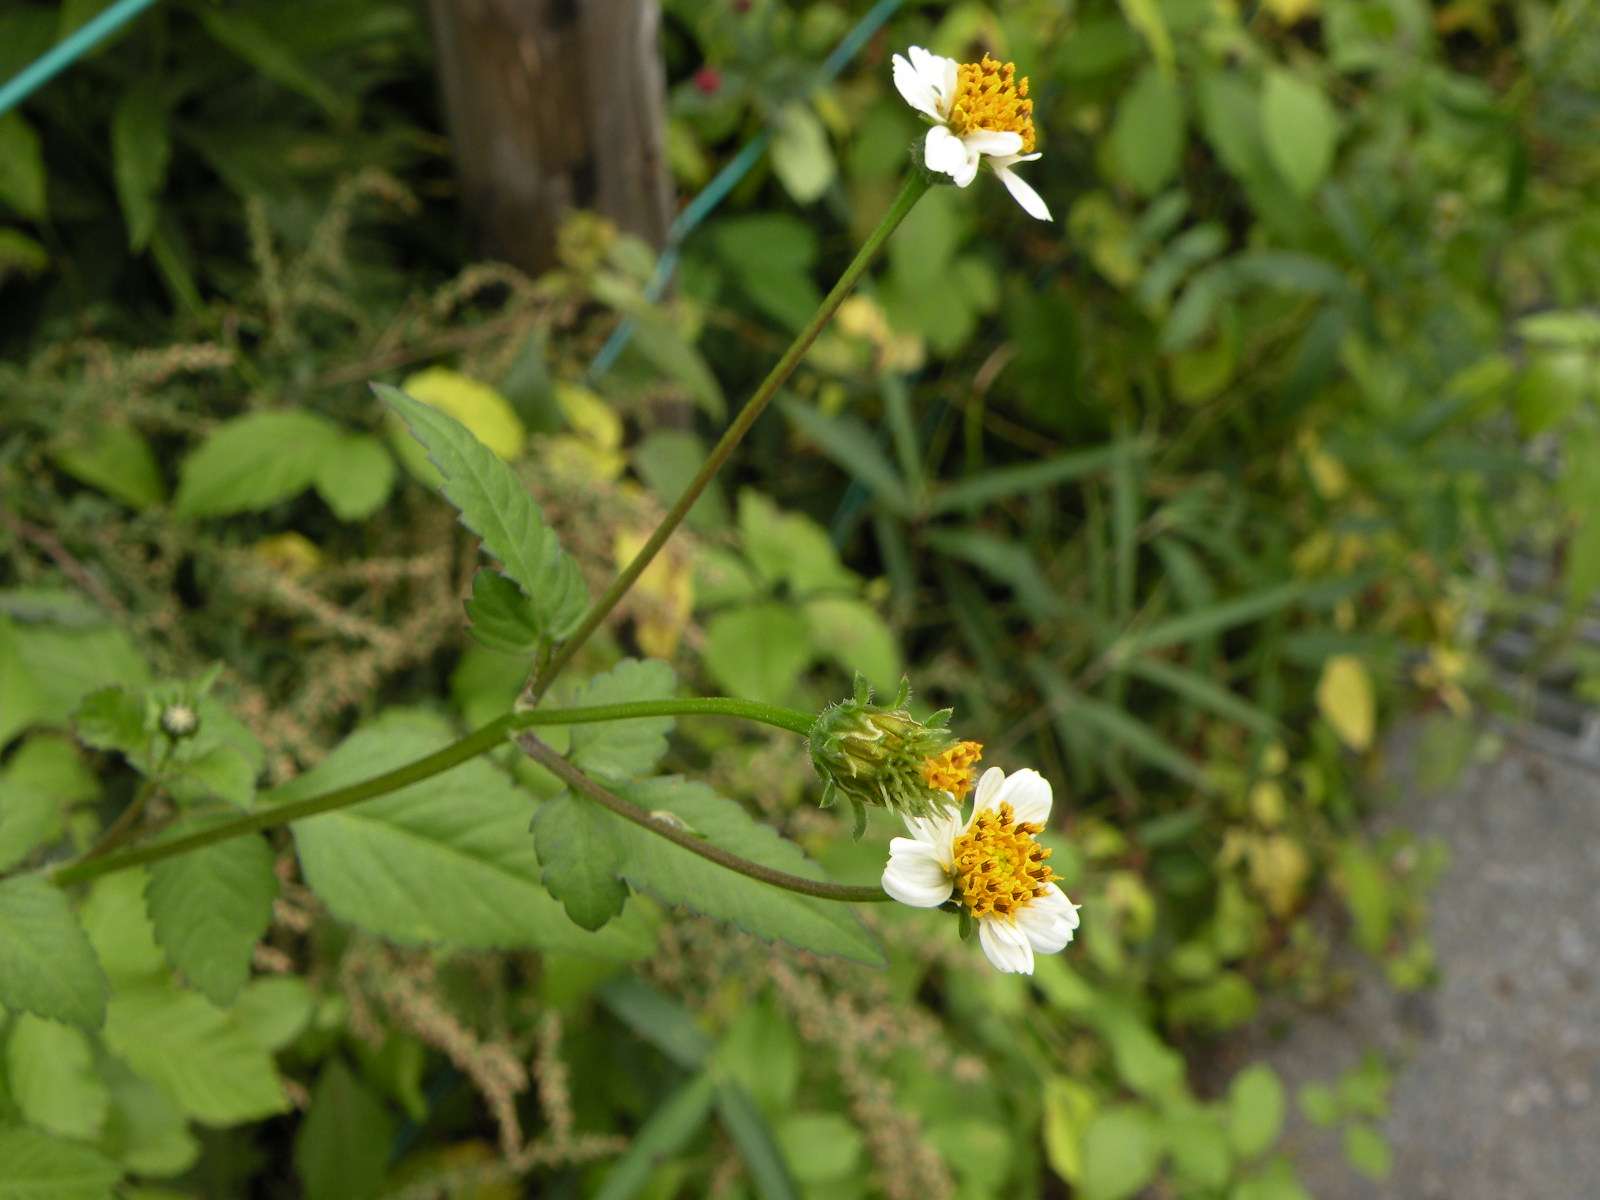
[{"x1": 1223, "y1": 728, "x2": 1600, "y2": 1199}]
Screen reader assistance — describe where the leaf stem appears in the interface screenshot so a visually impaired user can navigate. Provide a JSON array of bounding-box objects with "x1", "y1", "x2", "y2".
[
  {"x1": 531, "y1": 172, "x2": 931, "y2": 698},
  {"x1": 45, "y1": 697, "x2": 819, "y2": 890},
  {"x1": 518, "y1": 735, "x2": 890, "y2": 903}
]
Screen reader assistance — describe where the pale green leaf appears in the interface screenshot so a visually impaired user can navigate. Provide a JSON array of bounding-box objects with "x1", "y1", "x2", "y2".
[
  {"x1": 531, "y1": 791, "x2": 629, "y2": 931},
  {"x1": 100, "y1": 1059, "x2": 200, "y2": 1178},
  {"x1": 378, "y1": 384, "x2": 587, "y2": 640},
  {"x1": 174, "y1": 410, "x2": 343, "y2": 517},
  {"x1": 295, "y1": 1060, "x2": 395, "y2": 1200},
  {"x1": 567, "y1": 658, "x2": 676, "y2": 784},
  {"x1": 145, "y1": 835, "x2": 279, "y2": 1006},
  {"x1": 703, "y1": 604, "x2": 815, "y2": 704},
  {"x1": 611, "y1": 776, "x2": 883, "y2": 965},
  {"x1": 1111, "y1": 66, "x2": 1184, "y2": 195},
  {"x1": 279, "y1": 710, "x2": 650, "y2": 956},
  {"x1": 313, "y1": 434, "x2": 396, "y2": 522},
  {"x1": 802, "y1": 597, "x2": 901, "y2": 694},
  {"x1": 231, "y1": 976, "x2": 316, "y2": 1054},
  {"x1": 111, "y1": 89, "x2": 170, "y2": 252},
  {"x1": 737, "y1": 490, "x2": 857, "y2": 594},
  {"x1": 1080, "y1": 1105, "x2": 1163, "y2": 1200},
  {"x1": 79, "y1": 870, "x2": 165, "y2": 986},
  {"x1": 1343, "y1": 1123, "x2": 1392, "y2": 1179},
  {"x1": 0, "y1": 617, "x2": 149, "y2": 747},
  {"x1": 1116, "y1": 0, "x2": 1174, "y2": 70},
  {"x1": 50, "y1": 425, "x2": 166, "y2": 509},
  {"x1": 0, "y1": 1126, "x2": 120, "y2": 1200},
  {"x1": 771, "y1": 102, "x2": 836, "y2": 205},
  {"x1": 1227, "y1": 1063, "x2": 1286, "y2": 1159},
  {"x1": 0, "y1": 875, "x2": 108, "y2": 1031},
  {"x1": 0, "y1": 735, "x2": 97, "y2": 871},
  {"x1": 5, "y1": 1014, "x2": 110, "y2": 1140},
  {"x1": 1261, "y1": 70, "x2": 1337, "y2": 198},
  {"x1": 103, "y1": 981, "x2": 289, "y2": 1125},
  {"x1": 776, "y1": 1113, "x2": 862, "y2": 1185},
  {"x1": 1164, "y1": 1107, "x2": 1232, "y2": 1187}
]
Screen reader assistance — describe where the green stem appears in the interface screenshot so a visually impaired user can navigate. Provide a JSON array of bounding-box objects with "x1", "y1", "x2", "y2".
[
  {"x1": 531, "y1": 172, "x2": 931, "y2": 698},
  {"x1": 519, "y1": 736, "x2": 890, "y2": 904},
  {"x1": 47, "y1": 698, "x2": 818, "y2": 890}
]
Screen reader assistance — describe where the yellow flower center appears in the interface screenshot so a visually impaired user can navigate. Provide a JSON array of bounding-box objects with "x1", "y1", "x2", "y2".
[
  {"x1": 952, "y1": 801, "x2": 1053, "y2": 919},
  {"x1": 948, "y1": 54, "x2": 1036, "y2": 154},
  {"x1": 921, "y1": 740, "x2": 983, "y2": 800}
]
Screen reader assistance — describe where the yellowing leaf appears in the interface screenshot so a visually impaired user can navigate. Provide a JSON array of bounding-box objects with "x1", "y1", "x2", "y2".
[
  {"x1": 398, "y1": 368, "x2": 525, "y2": 461},
  {"x1": 1317, "y1": 655, "x2": 1375, "y2": 751},
  {"x1": 1264, "y1": 0, "x2": 1320, "y2": 23},
  {"x1": 613, "y1": 530, "x2": 693, "y2": 658},
  {"x1": 1248, "y1": 780, "x2": 1286, "y2": 828},
  {"x1": 251, "y1": 532, "x2": 323, "y2": 578},
  {"x1": 556, "y1": 383, "x2": 622, "y2": 451},
  {"x1": 1247, "y1": 833, "x2": 1310, "y2": 917}
]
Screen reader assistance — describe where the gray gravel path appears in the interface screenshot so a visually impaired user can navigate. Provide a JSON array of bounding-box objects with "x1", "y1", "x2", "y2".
[{"x1": 1226, "y1": 728, "x2": 1600, "y2": 1199}]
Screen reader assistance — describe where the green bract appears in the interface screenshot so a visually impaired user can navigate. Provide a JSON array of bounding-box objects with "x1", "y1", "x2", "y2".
[{"x1": 808, "y1": 675, "x2": 960, "y2": 828}]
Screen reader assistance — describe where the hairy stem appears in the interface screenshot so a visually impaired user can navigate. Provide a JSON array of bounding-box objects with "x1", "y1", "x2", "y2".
[
  {"x1": 519, "y1": 735, "x2": 890, "y2": 903},
  {"x1": 46, "y1": 697, "x2": 818, "y2": 889},
  {"x1": 531, "y1": 172, "x2": 931, "y2": 698}
]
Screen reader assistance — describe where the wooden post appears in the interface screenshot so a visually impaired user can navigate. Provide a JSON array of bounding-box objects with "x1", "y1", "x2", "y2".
[{"x1": 427, "y1": 0, "x2": 674, "y2": 273}]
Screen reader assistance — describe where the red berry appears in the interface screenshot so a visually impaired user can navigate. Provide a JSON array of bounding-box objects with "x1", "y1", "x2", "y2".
[{"x1": 693, "y1": 66, "x2": 722, "y2": 95}]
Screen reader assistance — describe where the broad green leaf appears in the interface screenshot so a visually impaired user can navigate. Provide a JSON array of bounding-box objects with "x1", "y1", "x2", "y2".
[
  {"x1": 295, "y1": 1060, "x2": 395, "y2": 1200},
  {"x1": 531, "y1": 791, "x2": 630, "y2": 931},
  {"x1": 0, "y1": 112, "x2": 46, "y2": 220},
  {"x1": 771, "y1": 102, "x2": 836, "y2": 205},
  {"x1": 1164, "y1": 1107, "x2": 1232, "y2": 1188},
  {"x1": 5, "y1": 1014, "x2": 110, "y2": 1139},
  {"x1": 145, "y1": 835, "x2": 279, "y2": 1006},
  {"x1": 73, "y1": 686, "x2": 150, "y2": 758},
  {"x1": 776, "y1": 1113, "x2": 863, "y2": 1184},
  {"x1": 1518, "y1": 309, "x2": 1600, "y2": 346},
  {"x1": 103, "y1": 981, "x2": 288, "y2": 1125},
  {"x1": 1080, "y1": 1105, "x2": 1163, "y2": 1200},
  {"x1": 80, "y1": 870, "x2": 165, "y2": 986},
  {"x1": 50, "y1": 425, "x2": 166, "y2": 509},
  {"x1": 379, "y1": 383, "x2": 587, "y2": 640},
  {"x1": 594, "y1": 1073, "x2": 718, "y2": 1200},
  {"x1": 1111, "y1": 66, "x2": 1184, "y2": 195},
  {"x1": 1231, "y1": 1157, "x2": 1313, "y2": 1200},
  {"x1": 231, "y1": 976, "x2": 316, "y2": 1054},
  {"x1": 1227, "y1": 1063, "x2": 1286, "y2": 1158},
  {"x1": 711, "y1": 216, "x2": 821, "y2": 334},
  {"x1": 464, "y1": 569, "x2": 543, "y2": 655},
  {"x1": 1315, "y1": 654, "x2": 1374, "y2": 751},
  {"x1": 1343, "y1": 1124, "x2": 1392, "y2": 1179},
  {"x1": 174, "y1": 410, "x2": 343, "y2": 517},
  {"x1": 0, "y1": 735, "x2": 97, "y2": 871},
  {"x1": 703, "y1": 604, "x2": 815, "y2": 704},
  {"x1": 0, "y1": 1126, "x2": 120, "y2": 1200},
  {"x1": 111, "y1": 89, "x2": 170, "y2": 252},
  {"x1": 0, "y1": 617, "x2": 149, "y2": 747},
  {"x1": 610, "y1": 776, "x2": 883, "y2": 965},
  {"x1": 312, "y1": 434, "x2": 396, "y2": 521},
  {"x1": 0, "y1": 875, "x2": 108, "y2": 1031},
  {"x1": 737, "y1": 490, "x2": 857, "y2": 594},
  {"x1": 1261, "y1": 70, "x2": 1337, "y2": 197},
  {"x1": 1042, "y1": 1077, "x2": 1098, "y2": 1184},
  {"x1": 566, "y1": 658, "x2": 676, "y2": 783},
  {"x1": 802, "y1": 597, "x2": 901, "y2": 694},
  {"x1": 780, "y1": 400, "x2": 913, "y2": 515},
  {"x1": 279, "y1": 711, "x2": 649, "y2": 956},
  {"x1": 1298, "y1": 1082, "x2": 1340, "y2": 1127},
  {"x1": 100, "y1": 1059, "x2": 199, "y2": 1178}
]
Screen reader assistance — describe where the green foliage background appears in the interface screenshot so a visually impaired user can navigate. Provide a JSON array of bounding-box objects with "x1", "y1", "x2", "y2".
[{"x1": 1, "y1": 0, "x2": 1597, "y2": 1197}]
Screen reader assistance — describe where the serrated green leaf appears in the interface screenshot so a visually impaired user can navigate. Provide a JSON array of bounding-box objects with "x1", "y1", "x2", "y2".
[
  {"x1": 464, "y1": 569, "x2": 542, "y2": 655},
  {"x1": 174, "y1": 410, "x2": 343, "y2": 517},
  {"x1": 609, "y1": 776, "x2": 883, "y2": 965},
  {"x1": 102, "y1": 981, "x2": 289, "y2": 1125},
  {"x1": 0, "y1": 1126, "x2": 120, "y2": 1200},
  {"x1": 111, "y1": 89, "x2": 171, "y2": 252},
  {"x1": 0, "y1": 735, "x2": 97, "y2": 872},
  {"x1": 378, "y1": 383, "x2": 587, "y2": 640},
  {"x1": 295, "y1": 1060, "x2": 395, "y2": 1200},
  {"x1": 145, "y1": 835, "x2": 279, "y2": 1006},
  {"x1": 0, "y1": 617, "x2": 149, "y2": 748},
  {"x1": 278, "y1": 710, "x2": 649, "y2": 956},
  {"x1": 533, "y1": 791, "x2": 630, "y2": 930},
  {"x1": 313, "y1": 434, "x2": 396, "y2": 522},
  {"x1": 5, "y1": 1014, "x2": 110, "y2": 1140},
  {"x1": 567, "y1": 658, "x2": 676, "y2": 783},
  {"x1": 79, "y1": 870, "x2": 165, "y2": 986},
  {"x1": 1227, "y1": 1063, "x2": 1286, "y2": 1159},
  {"x1": 50, "y1": 425, "x2": 166, "y2": 509},
  {"x1": 73, "y1": 687, "x2": 151, "y2": 757},
  {"x1": 0, "y1": 875, "x2": 108, "y2": 1031},
  {"x1": 100, "y1": 1058, "x2": 200, "y2": 1178}
]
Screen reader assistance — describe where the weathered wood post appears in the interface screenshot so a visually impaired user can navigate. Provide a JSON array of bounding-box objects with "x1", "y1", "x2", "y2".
[{"x1": 427, "y1": 0, "x2": 674, "y2": 272}]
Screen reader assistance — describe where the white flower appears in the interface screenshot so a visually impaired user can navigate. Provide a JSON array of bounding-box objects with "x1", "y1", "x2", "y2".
[
  {"x1": 891, "y1": 46, "x2": 1052, "y2": 222},
  {"x1": 882, "y1": 765, "x2": 1080, "y2": 974}
]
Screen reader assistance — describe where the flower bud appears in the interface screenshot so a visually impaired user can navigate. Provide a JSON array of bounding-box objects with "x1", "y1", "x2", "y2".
[
  {"x1": 808, "y1": 676, "x2": 981, "y2": 827},
  {"x1": 159, "y1": 702, "x2": 200, "y2": 739}
]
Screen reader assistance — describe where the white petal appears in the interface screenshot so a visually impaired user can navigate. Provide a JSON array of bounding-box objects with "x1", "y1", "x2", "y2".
[
  {"x1": 883, "y1": 841, "x2": 954, "y2": 908},
  {"x1": 923, "y1": 125, "x2": 970, "y2": 181},
  {"x1": 950, "y1": 143, "x2": 981, "y2": 187},
  {"x1": 994, "y1": 768, "x2": 1053, "y2": 827},
  {"x1": 977, "y1": 917, "x2": 1036, "y2": 974},
  {"x1": 962, "y1": 130, "x2": 1023, "y2": 158},
  {"x1": 969, "y1": 766, "x2": 1007, "y2": 822},
  {"x1": 1018, "y1": 884, "x2": 1080, "y2": 954},
  {"x1": 907, "y1": 46, "x2": 959, "y2": 116},
  {"x1": 902, "y1": 806, "x2": 962, "y2": 858},
  {"x1": 991, "y1": 159, "x2": 1053, "y2": 222},
  {"x1": 892, "y1": 52, "x2": 942, "y2": 121}
]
